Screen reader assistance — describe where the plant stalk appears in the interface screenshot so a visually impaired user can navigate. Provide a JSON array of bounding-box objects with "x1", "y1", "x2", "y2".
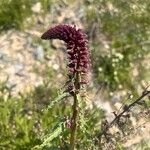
[
  {"x1": 70, "y1": 71, "x2": 80, "y2": 150},
  {"x1": 70, "y1": 93, "x2": 78, "y2": 150}
]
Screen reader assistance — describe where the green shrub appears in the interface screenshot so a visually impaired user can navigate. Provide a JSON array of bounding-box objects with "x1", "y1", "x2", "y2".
[
  {"x1": 84, "y1": 0, "x2": 150, "y2": 92},
  {"x1": 0, "y1": 0, "x2": 33, "y2": 31}
]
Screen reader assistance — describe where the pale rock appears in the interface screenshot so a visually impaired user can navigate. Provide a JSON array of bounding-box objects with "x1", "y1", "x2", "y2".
[
  {"x1": 33, "y1": 46, "x2": 44, "y2": 60},
  {"x1": 114, "y1": 102, "x2": 122, "y2": 111},
  {"x1": 53, "y1": 64, "x2": 59, "y2": 70},
  {"x1": 31, "y1": 2, "x2": 41, "y2": 13}
]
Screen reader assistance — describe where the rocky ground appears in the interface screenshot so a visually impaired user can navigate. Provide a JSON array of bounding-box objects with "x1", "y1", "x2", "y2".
[
  {"x1": 0, "y1": 30, "x2": 42, "y2": 94},
  {"x1": 0, "y1": 1, "x2": 84, "y2": 96},
  {"x1": 0, "y1": 28, "x2": 69, "y2": 96}
]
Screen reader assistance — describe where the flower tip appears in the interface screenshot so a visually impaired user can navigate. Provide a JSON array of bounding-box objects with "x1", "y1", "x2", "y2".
[{"x1": 41, "y1": 32, "x2": 47, "y2": 39}]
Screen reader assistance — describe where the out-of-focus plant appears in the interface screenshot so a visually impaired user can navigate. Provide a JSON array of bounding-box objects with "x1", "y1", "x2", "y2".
[
  {"x1": 0, "y1": 82, "x2": 41, "y2": 149},
  {"x1": 0, "y1": 0, "x2": 54, "y2": 31},
  {"x1": 83, "y1": 0, "x2": 150, "y2": 92},
  {"x1": 0, "y1": 0, "x2": 32, "y2": 30}
]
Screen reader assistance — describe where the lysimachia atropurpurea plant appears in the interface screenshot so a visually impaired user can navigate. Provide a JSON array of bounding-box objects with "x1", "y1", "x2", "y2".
[{"x1": 36, "y1": 24, "x2": 91, "y2": 150}]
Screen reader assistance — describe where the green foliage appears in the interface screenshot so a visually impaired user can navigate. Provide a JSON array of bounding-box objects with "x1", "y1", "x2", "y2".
[
  {"x1": 84, "y1": 0, "x2": 150, "y2": 91},
  {"x1": 0, "y1": 83, "x2": 57, "y2": 149},
  {"x1": 45, "y1": 92, "x2": 70, "y2": 111},
  {"x1": 0, "y1": 0, "x2": 32, "y2": 31},
  {"x1": 34, "y1": 121, "x2": 65, "y2": 149},
  {"x1": 0, "y1": 0, "x2": 54, "y2": 31},
  {"x1": 0, "y1": 93, "x2": 41, "y2": 149},
  {"x1": 40, "y1": 0, "x2": 53, "y2": 14},
  {"x1": 0, "y1": 79, "x2": 105, "y2": 149}
]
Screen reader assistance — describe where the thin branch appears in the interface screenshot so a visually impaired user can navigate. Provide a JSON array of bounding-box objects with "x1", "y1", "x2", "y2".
[{"x1": 97, "y1": 87, "x2": 150, "y2": 140}]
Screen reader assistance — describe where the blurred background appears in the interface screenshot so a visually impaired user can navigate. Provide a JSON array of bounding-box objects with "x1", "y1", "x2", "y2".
[{"x1": 0, "y1": 0, "x2": 150, "y2": 149}]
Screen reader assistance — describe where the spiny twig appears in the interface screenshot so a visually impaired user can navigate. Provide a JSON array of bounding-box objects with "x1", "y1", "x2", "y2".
[{"x1": 97, "y1": 86, "x2": 150, "y2": 141}]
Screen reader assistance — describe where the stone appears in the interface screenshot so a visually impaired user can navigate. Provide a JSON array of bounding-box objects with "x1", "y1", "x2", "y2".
[
  {"x1": 31, "y1": 2, "x2": 41, "y2": 13},
  {"x1": 33, "y1": 45, "x2": 44, "y2": 60}
]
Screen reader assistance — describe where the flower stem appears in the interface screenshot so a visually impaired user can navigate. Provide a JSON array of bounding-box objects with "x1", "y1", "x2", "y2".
[
  {"x1": 70, "y1": 71, "x2": 80, "y2": 150},
  {"x1": 70, "y1": 93, "x2": 78, "y2": 150}
]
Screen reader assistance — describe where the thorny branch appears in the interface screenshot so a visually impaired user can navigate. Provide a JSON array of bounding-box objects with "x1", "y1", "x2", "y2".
[{"x1": 96, "y1": 86, "x2": 150, "y2": 142}]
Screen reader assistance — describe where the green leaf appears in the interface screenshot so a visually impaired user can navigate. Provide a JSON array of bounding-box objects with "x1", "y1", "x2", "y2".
[
  {"x1": 43, "y1": 92, "x2": 70, "y2": 111},
  {"x1": 33, "y1": 121, "x2": 65, "y2": 149}
]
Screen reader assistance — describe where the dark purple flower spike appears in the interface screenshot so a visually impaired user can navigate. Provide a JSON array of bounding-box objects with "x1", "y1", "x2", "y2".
[{"x1": 41, "y1": 24, "x2": 90, "y2": 89}]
